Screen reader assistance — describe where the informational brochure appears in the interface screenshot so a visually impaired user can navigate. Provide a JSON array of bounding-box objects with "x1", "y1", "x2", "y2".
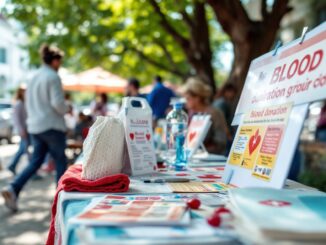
[
  {"x1": 71, "y1": 195, "x2": 189, "y2": 226},
  {"x1": 229, "y1": 188, "x2": 326, "y2": 242},
  {"x1": 77, "y1": 219, "x2": 235, "y2": 244},
  {"x1": 228, "y1": 103, "x2": 292, "y2": 181}
]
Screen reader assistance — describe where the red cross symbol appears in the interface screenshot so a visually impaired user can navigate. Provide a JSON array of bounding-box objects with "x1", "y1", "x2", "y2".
[{"x1": 259, "y1": 199, "x2": 291, "y2": 207}]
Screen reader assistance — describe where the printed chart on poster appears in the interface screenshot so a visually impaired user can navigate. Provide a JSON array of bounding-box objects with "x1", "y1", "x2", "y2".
[{"x1": 223, "y1": 21, "x2": 326, "y2": 188}]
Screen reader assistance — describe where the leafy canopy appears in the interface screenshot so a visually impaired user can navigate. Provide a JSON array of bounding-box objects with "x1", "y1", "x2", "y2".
[{"x1": 3, "y1": 0, "x2": 228, "y2": 85}]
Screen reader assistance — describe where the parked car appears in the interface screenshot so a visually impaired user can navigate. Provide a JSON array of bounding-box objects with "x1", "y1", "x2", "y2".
[{"x1": 0, "y1": 101, "x2": 13, "y2": 143}]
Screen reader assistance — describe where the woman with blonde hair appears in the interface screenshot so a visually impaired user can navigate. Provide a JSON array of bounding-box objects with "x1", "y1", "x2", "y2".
[
  {"x1": 7, "y1": 87, "x2": 30, "y2": 175},
  {"x1": 182, "y1": 77, "x2": 228, "y2": 154}
]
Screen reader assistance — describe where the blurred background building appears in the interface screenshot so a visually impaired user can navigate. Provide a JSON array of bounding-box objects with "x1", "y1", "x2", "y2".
[
  {"x1": 245, "y1": 0, "x2": 326, "y2": 43},
  {"x1": 0, "y1": 14, "x2": 29, "y2": 99}
]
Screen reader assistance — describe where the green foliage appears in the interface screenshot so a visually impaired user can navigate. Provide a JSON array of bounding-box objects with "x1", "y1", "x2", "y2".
[
  {"x1": 2, "y1": 0, "x2": 228, "y2": 86},
  {"x1": 299, "y1": 170, "x2": 326, "y2": 192}
]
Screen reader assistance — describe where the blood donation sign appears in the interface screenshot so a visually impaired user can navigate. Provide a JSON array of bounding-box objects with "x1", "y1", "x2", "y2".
[
  {"x1": 120, "y1": 97, "x2": 157, "y2": 176},
  {"x1": 228, "y1": 103, "x2": 292, "y2": 182},
  {"x1": 223, "y1": 22, "x2": 326, "y2": 188},
  {"x1": 234, "y1": 22, "x2": 326, "y2": 122},
  {"x1": 186, "y1": 114, "x2": 212, "y2": 157}
]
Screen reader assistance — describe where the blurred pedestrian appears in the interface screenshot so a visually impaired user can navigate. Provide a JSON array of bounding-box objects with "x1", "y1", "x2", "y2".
[
  {"x1": 74, "y1": 112, "x2": 93, "y2": 141},
  {"x1": 182, "y1": 77, "x2": 228, "y2": 155},
  {"x1": 213, "y1": 83, "x2": 237, "y2": 129},
  {"x1": 213, "y1": 83, "x2": 237, "y2": 153},
  {"x1": 91, "y1": 93, "x2": 108, "y2": 117},
  {"x1": 1, "y1": 44, "x2": 69, "y2": 212},
  {"x1": 316, "y1": 101, "x2": 326, "y2": 142},
  {"x1": 125, "y1": 77, "x2": 145, "y2": 98},
  {"x1": 147, "y1": 75, "x2": 175, "y2": 122},
  {"x1": 7, "y1": 87, "x2": 30, "y2": 175}
]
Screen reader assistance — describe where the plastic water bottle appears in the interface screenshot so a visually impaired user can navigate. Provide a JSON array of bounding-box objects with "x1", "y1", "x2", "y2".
[{"x1": 165, "y1": 102, "x2": 188, "y2": 170}]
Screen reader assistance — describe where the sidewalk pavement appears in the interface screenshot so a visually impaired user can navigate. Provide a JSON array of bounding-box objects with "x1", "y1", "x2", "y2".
[{"x1": 0, "y1": 143, "x2": 56, "y2": 245}]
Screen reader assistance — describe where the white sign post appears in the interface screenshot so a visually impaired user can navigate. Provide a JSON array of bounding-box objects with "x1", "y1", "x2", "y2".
[{"x1": 223, "y1": 22, "x2": 326, "y2": 188}]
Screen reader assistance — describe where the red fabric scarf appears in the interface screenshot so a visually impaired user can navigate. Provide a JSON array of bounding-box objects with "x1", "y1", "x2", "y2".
[{"x1": 46, "y1": 164, "x2": 130, "y2": 245}]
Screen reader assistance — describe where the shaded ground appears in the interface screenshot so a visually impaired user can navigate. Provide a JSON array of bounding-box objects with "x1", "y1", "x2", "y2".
[{"x1": 0, "y1": 142, "x2": 56, "y2": 245}]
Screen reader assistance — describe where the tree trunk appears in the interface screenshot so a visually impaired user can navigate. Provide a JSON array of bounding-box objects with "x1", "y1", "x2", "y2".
[
  {"x1": 148, "y1": 0, "x2": 216, "y2": 94},
  {"x1": 227, "y1": 22, "x2": 280, "y2": 93},
  {"x1": 186, "y1": 1, "x2": 216, "y2": 93},
  {"x1": 188, "y1": 54, "x2": 216, "y2": 93},
  {"x1": 207, "y1": 0, "x2": 291, "y2": 96}
]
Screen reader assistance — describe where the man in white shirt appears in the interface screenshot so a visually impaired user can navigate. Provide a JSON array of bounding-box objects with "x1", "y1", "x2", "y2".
[{"x1": 2, "y1": 44, "x2": 69, "y2": 212}]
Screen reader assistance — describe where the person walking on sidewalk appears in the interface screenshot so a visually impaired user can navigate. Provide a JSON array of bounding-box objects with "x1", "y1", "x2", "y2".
[
  {"x1": 2, "y1": 44, "x2": 69, "y2": 212},
  {"x1": 7, "y1": 87, "x2": 30, "y2": 175}
]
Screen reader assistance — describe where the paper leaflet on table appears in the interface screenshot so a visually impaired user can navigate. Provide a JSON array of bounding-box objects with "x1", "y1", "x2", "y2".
[
  {"x1": 134, "y1": 165, "x2": 226, "y2": 183},
  {"x1": 228, "y1": 188, "x2": 326, "y2": 243},
  {"x1": 168, "y1": 182, "x2": 235, "y2": 193},
  {"x1": 70, "y1": 194, "x2": 190, "y2": 226},
  {"x1": 76, "y1": 219, "x2": 236, "y2": 244}
]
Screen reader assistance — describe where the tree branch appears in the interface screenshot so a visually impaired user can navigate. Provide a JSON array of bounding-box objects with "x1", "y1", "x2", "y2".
[
  {"x1": 269, "y1": 0, "x2": 292, "y2": 24},
  {"x1": 261, "y1": 0, "x2": 268, "y2": 20},
  {"x1": 147, "y1": 0, "x2": 190, "y2": 48},
  {"x1": 229, "y1": 0, "x2": 251, "y2": 23},
  {"x1": 207, "y1": 0, "x2": 251, "y2": 42},
  {"x1": 180, "y1": 10, "x2": 194, "y2": 28},
  {"x1": 175, "y1": 0, "x2": 194, "y2": 28},
  {"x1": 154, "y1": 40, "x2": 176, "y2": 66},
  {"x1": 129, "y1": 47, "x2": 187, "y2": 78}
]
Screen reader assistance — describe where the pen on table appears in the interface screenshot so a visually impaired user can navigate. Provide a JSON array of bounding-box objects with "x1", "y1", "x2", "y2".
[{"x1": 142, "y1": 178, "x2": 191, "y2": 183}]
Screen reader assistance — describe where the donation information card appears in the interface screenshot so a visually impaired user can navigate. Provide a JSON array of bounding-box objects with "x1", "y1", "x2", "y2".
[
  {"x1": 185, "y1": 114, "x2": 211, "y2": 157},
  {"x1": 120, "y1": 97, "x2": 157, "y2": 176},
  {"x1": 228, "y1": 103, "x2": 292, "y2": 182},
  {"x1": 126, "y1": 116, "x2": 157, "y2": 174}
]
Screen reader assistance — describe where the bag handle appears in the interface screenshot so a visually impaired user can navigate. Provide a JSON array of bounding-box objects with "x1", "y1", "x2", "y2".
[{"x1": 122, "y1": 97, "x2": 152, "y2": 112}]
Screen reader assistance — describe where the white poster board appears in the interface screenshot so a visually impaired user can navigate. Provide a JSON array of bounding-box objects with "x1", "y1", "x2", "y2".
[
  {"x1": 233, "y1": 21, "x2": 326, "y2": 124},
  {"x1": 185, "y1": 114, "x2": 211, "y2": 158},
  {"x1": 223, "y1": 21, "x2": 326, "y2": 188}
]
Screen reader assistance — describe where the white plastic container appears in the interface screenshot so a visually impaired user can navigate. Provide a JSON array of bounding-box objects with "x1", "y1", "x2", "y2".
[{"x1": 119, "y1": 97, "x2": 157, "y2": 176}]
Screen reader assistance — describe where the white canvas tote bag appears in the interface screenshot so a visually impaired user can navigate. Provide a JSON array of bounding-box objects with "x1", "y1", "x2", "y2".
[{"x1": 82, "y1": 116, "x2": 125, "y2": 180}]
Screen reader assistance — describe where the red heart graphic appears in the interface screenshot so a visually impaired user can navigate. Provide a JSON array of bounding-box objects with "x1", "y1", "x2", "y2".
[
  {"x1": 198, "y1": 174, "x2": 221, "y2": 179},
  {"x1": 189, "y1": 131, "x2": 197, "y2": 142},
  {"x1": 248, "y1": 129, "x2": 261, "y2": 155},
  {"x1": 176, "y1": 173, "x2": 189, "y2": 176},
  {"x1": 146, "y1": 133, "x2": 151, "y2": 141},
  {"x1": 129, "y1": 133, "x2": 134, "y2": 140}
]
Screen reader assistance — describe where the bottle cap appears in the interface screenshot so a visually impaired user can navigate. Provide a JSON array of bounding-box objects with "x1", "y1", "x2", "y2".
[
  {"x1": 155, "y1": 127, "x2": 163, "y2": 134},
  {"x1": 173, "y1": 102, "x2": 183, "y2": 110}
]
